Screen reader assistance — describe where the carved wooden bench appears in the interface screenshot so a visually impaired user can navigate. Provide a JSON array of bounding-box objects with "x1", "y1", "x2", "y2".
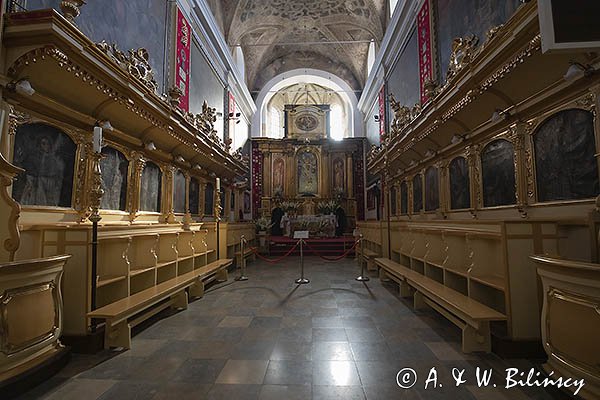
[
  {"x1": 88, "y1": 259, "x2": 232, "y2": 349},
  {"x1": 375, "y1": 258, "x2": 506, "y2": 353}
]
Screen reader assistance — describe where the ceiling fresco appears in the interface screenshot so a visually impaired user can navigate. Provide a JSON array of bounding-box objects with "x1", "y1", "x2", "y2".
[{"x1": 206, "y1": 0, "x2": 387, "y2": 94}]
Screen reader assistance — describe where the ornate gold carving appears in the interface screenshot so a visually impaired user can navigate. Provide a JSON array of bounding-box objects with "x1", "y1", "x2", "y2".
[
  {"x1": 7, "y1": 107, "x2": 31, "y2": 136},
  {"x1": 576, "y1": 92, "x2": 597, "y2": 112},
  {"x1": 96, "y1": 41, "x2": 158, "y2": 93},
  {"x1": 446, "y1": 35, "x2": 479, "y2": 82},
  {"x1": 59, "y1": 0, "x2": 86, "y2": 23},
  {"x1": 485, "y1": 24, "x2": 504, "y2": 43},
  {"x1": 168, "y1": 86, "x2": 183, "y2": 109},
  {"x1": 88, "y1": 151, "x2": 105, "y2": 224}
]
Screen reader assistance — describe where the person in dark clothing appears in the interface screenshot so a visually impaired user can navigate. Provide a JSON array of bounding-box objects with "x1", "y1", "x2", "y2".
[
  {"x1": 270, "y1": 207, "x2": 284, "y2": 236},
  {"x1": 335, "y1": 206, "x2": 347, "y2": 237}
]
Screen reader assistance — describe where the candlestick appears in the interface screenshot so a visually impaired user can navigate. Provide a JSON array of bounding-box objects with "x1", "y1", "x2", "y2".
[{"x1": 93, "y1": 126, "x2": 102, "y2": 153}]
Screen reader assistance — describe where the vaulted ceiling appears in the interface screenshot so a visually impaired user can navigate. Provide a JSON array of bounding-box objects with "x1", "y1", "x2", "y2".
[{"x1": 206, "y1": 0, "x2": 387, "y2": 96}]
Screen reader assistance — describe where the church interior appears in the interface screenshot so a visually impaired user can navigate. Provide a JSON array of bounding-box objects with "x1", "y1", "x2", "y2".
[{"x1": 0, "y1": 0, "x2": 599, "y2": 399}]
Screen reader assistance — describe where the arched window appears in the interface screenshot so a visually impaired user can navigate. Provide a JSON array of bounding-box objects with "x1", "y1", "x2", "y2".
[
  {"x1": 449, "y1": 157, "x2": 470, "y2": 210},
  {"x1": 204, "y1": 183, "x2": 214, "y2": 216},
  {"x1": 367, "y1": 40, "x2": 377, "y2": 77},
  {"x1": 534, "y1": 109, "x2": 599, "y2": 202},
  {"x1": 481, "y1": 139, "x2": 516, "y2": 207},
  {"x1": 270, "y1": 108, "x2": 282, "y2": 138},
  {"x1": 389, "y1": 0, "x2": 399, "y2": 17},
  {"x1": 100, "y1": 147, "x2": 128, "y2": 211},
  {"x1": 400, "y1": 181, "x2": 408, "y2": 215},
  {"x1": 330, "y1": 104, "x2": 344, "y2": 141},
  {"x1": 12, "y1": 123, "x2": 76, "y2": 208},
  {"x1": 425, "y1": 166, "x2": 439, "y2": 211},
  {"x1": 173, "y1": 170, "x2": 186, "y2": 214},
  {"x1": 232, "y1": 45, "x2": 245, "y2": 81},
  {"x1": 412, "y1": 174, "x2": 423, "y2": 213},
  {"x1": 140, "y1": 162, "x2": 162, "y2": 212},
  {"x1": 189, "y1": 177, "x2": 200, "y2": 215}
]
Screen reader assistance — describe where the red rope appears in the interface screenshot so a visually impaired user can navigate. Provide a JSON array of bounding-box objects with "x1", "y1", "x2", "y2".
[
  {"x1": 249, "y1": 240, "x2": 301, "y2": 264},
  {"x1": 302, "y1": 239, "x2": 359, "y2": 262}
]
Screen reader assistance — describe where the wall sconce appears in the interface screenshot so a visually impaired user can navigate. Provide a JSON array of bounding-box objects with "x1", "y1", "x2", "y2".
[
  {"x1": 193, "y1": 164, "x2": 202, "y2": 170},
  {"x1": 98, "y1": 120, "x2": 113, "y2": 131},
  {"x1": 7, "y1": 78, "x2": 35, "y2": 96},
  {"x1": 175, "y1": 155, "x2": 185, "y2": 163},
  {"x1": 145, "y1": 141, "x2": 156, "y2": 151},
  {"x1": 451, "y1": 134, "x2": 465, "y2": 144},
  {"x1": 491, "y1": 109, "x2": 509, "y2": 123},
  {"x1": 564, "y1": 61, "x2": 595, "y2": 81},
  {"x1": 425, "y1": 149, "x2": 436, "y2": 158},
  {"x1": 374, "y1": 115, "x2": 381, "y2": 122},
  {"x1": 92, "y1": 120, "x2": 113, "y2": 153}
]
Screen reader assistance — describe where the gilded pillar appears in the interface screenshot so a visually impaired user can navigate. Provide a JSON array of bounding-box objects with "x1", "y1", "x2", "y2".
[
  {"x1": 183, "y1": 172, "x2": 192, "y2": 228},
  {"x1": 128, "y1": 152, "x2": 146, "y2": 222},
  {"x1": 346, "y1": 152, "x2": 354, "y2": 198},
  {"x1": 510, "y1": 123, "x2": 528, "y2": 217},
  {"x1": 438, "y1": 160, "x2": 449, "y2": 217},
  {"x1": 466, "y1": 145, "x2": 480, "y2": 217},
  {"x1": 73, "y1": 132, "x2": 93, "y2": 222},
  {"x1": 161, "y1": 164, "x2": 176, "y2": 223},
  {"x1": 321, "y1": 149, "x2": 329, "y2": 198},
  {"x1": 263, "y1": 148, "x2": 272, "y2": 198}
]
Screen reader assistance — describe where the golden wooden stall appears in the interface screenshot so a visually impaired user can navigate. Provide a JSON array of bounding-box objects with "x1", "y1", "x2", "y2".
[
  {"x1": 361, "y1": 1, "x2": 600, "y2": 354},
  {"x1": 0, "y1": 8, "x2": 254, "y2": 360}
]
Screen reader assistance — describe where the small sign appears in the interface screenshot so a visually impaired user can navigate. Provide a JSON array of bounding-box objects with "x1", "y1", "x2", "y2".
[{"x1": 293, "y1": 231, "x2": 309, "y2": 239}]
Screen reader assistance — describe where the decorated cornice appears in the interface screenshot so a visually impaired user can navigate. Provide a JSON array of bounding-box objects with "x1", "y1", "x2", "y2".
[{"x1": 2, "y1": 9, "x2": 247, "y2": 179}]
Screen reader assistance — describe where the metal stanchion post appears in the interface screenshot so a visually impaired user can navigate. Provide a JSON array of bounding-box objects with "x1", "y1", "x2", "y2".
[
  {"x1": 295, "y1": 239, "x2": 310, "y2": 284},
  {"x1": 235, "y1": 235, "x2": 249, "y2": 281},
  {"x1": 356, "y1": 234, "x2": 370, "y2": 282}
]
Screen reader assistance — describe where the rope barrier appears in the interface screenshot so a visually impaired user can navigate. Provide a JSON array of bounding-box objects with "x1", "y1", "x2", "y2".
[
  {"x1": 249, "y1": 239, "x2": 301, "y2": 264},
  {"x1": 302, "y1": 239, "x2": 359, "y2": 262}
]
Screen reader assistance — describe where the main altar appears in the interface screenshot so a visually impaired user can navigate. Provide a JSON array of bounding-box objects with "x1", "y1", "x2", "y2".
[{"x1": 251, "y1": 135, "x2": 366, "y2": 234}]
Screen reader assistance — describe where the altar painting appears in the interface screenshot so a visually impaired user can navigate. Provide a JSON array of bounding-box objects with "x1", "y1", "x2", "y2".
[{"x1": 298, "y1": 151, "x2": 318, "y2": 196}]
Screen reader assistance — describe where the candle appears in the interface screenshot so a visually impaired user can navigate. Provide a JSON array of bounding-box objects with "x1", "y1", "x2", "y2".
[
  {"x1": 93, "y1": 126, "x2": 103, "y2": 153},
  {"x1": 216, "y1": 177, "x2": 221, "y2": 191}
]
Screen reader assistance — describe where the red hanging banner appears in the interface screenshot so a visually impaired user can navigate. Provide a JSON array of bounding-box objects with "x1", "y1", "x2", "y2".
[
  {"x1": 175, "y1": 8, "x2": 191, "y2": 111},
  {"x1": 417, "y1": 0, "x2": 433, "y2": 105},
  {"x1": 378, "y1": 86, "x2": 386, "y2": 142}
]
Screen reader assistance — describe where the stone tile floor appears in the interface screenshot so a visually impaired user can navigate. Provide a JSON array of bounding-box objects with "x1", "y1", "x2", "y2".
[{"x1": 17, "y1": 257, "x2": 569, "y2": 399}]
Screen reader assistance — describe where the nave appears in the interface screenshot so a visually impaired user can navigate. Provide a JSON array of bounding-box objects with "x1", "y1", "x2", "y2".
[{"x1": 17, "y1": 258, "x2": 561, "y2": 400}]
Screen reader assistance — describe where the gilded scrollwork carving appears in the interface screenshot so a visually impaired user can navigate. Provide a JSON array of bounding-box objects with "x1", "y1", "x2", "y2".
[
  {"x1": 446, "y1": 35, "x2": 479, "y2": 82},
  {"x1": 575, "y1": 92, "x2": 597, "y2": 114},
  {"x1": 485, "y1": 24, "x2": 504, "y2": 43},
  {"x1": 7, "y1": 107, "x2": 31, "y2": 136},
  {"x1": 96, "y1": 41, "x2": 158, "y2": 93}
]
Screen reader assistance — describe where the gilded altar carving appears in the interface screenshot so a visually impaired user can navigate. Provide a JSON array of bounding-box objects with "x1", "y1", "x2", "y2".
[{"x1": 96, "y1": 41, "x2": 158, "y2": 93}]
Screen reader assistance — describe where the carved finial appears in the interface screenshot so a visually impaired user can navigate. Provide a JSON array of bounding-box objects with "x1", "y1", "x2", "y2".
[{"x1": 60, "y1": 0, "x2": 86, "y2": 22}]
